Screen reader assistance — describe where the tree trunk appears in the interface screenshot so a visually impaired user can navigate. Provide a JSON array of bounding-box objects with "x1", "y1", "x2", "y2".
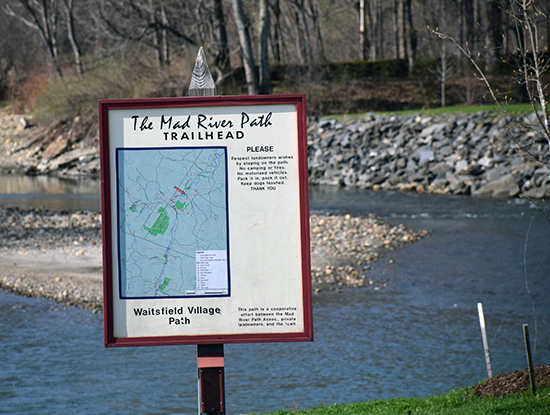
[
  {"x1": 377, "y1": 0, "x2": 384, "y2": 59},
  {"x1": 159, "y1": 2, "x2": 169, "y2": 67},
  {"x1": 367, "y1": 0, "x2": 376, "y2": 60},
  {"x1": 62, "y1": 0, "x2": 83, "y2": 78},
  {"x1": 231, "y1": 0, "x2": 258, "y2": 94},
  {"x1": 149, "y1": 0, "x2": 169, "y2": 69},
  {"x1": 486, "y1": 0, "x2": 502, "y2": 72},
  {"x1": 393, "y1": 0, "x2": 398, "y2": 59},
  {"x1": 306, "y1": 0, "x2": 325, "y2": 62},
  {"x1": 396, "y1": 0, "x2": 406, "y2": 59},
  {"x1": 367, "y1": 0, "x2": 380, "y2": 60},
  {"x1": 463, "y1": 0, "x2": 475, "y2": 50},
  {"x1": 513, "y1": 1, "x2": 528, "y2": 103},
  {"x1": 475, "y1": 0, "x2": 482, "y2": 32},
  {"x1": 270, "y1": 0, "x2": 282, "y2": 63},
  {"x1": 212, "y1": 0, "x2": 230, "y2": 75},
  {"x1": 289, "y1": 0, "x2": 313, "y2": 67},
  {"x1": 258, "y1": 0, "x2": 271, "y2": 94},
  {"x1": 404, "y1": 0, "x2": 416, "y2": 70},
  {"x1": 359, "y1": 0, "x2": 370, "y2": 60}
]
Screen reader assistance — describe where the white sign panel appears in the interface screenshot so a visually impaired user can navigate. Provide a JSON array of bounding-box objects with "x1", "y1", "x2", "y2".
[{"x1": 99, "y1": 95, "x2": 312, "y2": 346}]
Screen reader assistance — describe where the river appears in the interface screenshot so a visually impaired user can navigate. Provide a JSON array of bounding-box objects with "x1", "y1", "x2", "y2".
[{"x1": 1, "y1": 178, "x2": 549, "y2": 414}]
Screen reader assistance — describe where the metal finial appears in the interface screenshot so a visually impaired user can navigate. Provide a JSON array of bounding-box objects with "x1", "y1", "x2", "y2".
[{"x1": 188, "y1": 47, "x2": 216, "y2": 97}]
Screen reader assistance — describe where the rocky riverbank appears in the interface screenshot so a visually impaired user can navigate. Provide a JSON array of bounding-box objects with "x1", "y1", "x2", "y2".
[
  {"x1": 310, "y1": 213, "x2": 426, "y2": 291},
  {"x1": 308, "y1": 111, "x2": 550, "y2": 199},
  {"x1": 0, "y1": 207, "x2": 103, "y2": 311},
  {"x1": 1, "y1": 108, "x2": 550, "y2": 200},
  {"x1": 0, "y1": 206, "x2": 425, "y2": 309},
  {"x1": 0, "y1": 110, "x2": 99, "y2": 176}
]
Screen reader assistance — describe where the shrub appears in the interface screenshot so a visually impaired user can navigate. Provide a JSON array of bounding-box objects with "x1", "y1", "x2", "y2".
[
  {"x1": 6, "y1": 70, "x2": 50, "y2": 112},
  {"x1": 33, "y1": 57, "x2": 158, "y2": 125}
]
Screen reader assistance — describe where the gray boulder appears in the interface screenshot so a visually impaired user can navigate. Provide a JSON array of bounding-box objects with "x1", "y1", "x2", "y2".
[{"x1": 473, "y1": 174, "x2": 520, "y2": 198}]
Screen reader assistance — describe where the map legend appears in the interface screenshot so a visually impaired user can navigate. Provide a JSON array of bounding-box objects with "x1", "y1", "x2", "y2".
[{"x1": 195, "y1": 250, "x2": 229, "y2": 294}]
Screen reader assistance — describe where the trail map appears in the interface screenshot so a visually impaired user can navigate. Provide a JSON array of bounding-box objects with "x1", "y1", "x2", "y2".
[{"x1": 116, "y1": 147, "x2": 229, "y2": 299}]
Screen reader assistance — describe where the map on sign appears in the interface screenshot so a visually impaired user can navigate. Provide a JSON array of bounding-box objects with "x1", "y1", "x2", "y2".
[{"x1": 116, "y1": 147, "x2": 230, "y2": 299}]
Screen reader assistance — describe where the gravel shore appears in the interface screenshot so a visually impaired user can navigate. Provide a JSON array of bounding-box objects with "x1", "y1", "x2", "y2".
[
  {"x1": 310, "y1": 213, "x2": 426, "y2": 291},
  {"x1": 0, "y1": 207, "x2": 103, "y2": 311},
  {"x1": 0, "y1": 207, "x2": 425, "y2": 310}
]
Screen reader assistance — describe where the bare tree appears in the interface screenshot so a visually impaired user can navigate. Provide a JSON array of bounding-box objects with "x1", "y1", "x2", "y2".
[
  {"x1": 513, "y1": 0, "x2": 550, "y2": 139},
  {"x1": 211, "y1": 0, "x2": 230, "y2": 77},
  {"x1": 393, "y1": 0, "x2": 416, "y2": 69},
  {"x1": 286, "y1": 0, "x2": 324, "y2": 66},
  {"x1": 259, "y1": 0, "x2": 272, "y2": 94},
  {"x1": 433, "y1": 0, "x2": 550, "y2": 148},
  {"x1": 365, "y1": 0, "x2": 384, "y2": 59},
  {"x1": 307, "y1": 0, "x2": 325, "y2": 62},
  {"x1": 0, "y1": 10, "x2": 17, "y2": 99},
  {"x1": 486, "y1": 0, "x2": 503, "y2": 72},
  {"x1": 395, "y1": 0, "x2": 406, "y2": 59},
  {"x1": 404, "y1": 0, "x2": 416, "y2": 69},
  {"x1": 231, "y1": 0, "x2": 258, "y2": 94},
  {"x1": 271, "y1": 0, "x2": 282, "y2": 63},
  {"x1": 4, "y1": 0, "x2": 63, "y2": 78},
  {"x1": 359, "y1": 0, "x2": 370, "y2": 60},
  {"x1": 96, "y1": 0, "x2": 198, "y2": 70},
  {"x1": 430, "y1": 42, "x2": 454, "y2": 106},
  {"x1": 61, "y1": 0, "x2": 83, "y2": 77},
  {"x1": 150, "y1": 0, "x2": 169, "y2": 69},
  {"x1": 288, "y1": 0, "x2": 313, "y2": 65}
]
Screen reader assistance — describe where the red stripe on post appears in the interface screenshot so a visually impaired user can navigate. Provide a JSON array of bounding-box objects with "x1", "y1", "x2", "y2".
[{"x1": 197, "y1": 356, "x2": 225, "y2": 368}]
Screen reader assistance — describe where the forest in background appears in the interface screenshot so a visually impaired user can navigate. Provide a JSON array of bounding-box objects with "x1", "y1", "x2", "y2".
[{"x1": 0, "y1": 0, "x2": 549, "y2": 118}]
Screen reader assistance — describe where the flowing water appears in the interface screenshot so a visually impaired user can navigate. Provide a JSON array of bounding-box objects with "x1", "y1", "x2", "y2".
[
  {"x1": 0, "y1": 174, "x2": 100, "y2": 211},
  {"x1": 1, "y1": 179, "x2": 550, "y2": 414}
]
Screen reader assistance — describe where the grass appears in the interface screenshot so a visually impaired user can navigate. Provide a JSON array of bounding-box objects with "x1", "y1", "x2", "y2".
[
  {"x1": 383, "y1": 102, "x2": 535, "y2": 117},
  {"x1": 330, "y1": 102, "x2": 536, "y2": 120},
  {"x1": 252, "y1": 386, "x2": 550, "y2": 415}
]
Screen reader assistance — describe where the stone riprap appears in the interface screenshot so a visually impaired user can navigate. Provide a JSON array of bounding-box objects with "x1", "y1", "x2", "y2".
[
  {"x1": 308, "y1": 111, "x2": 550, "y2": 198},
  {"x1": 1, "y1": 109, "x2": 548, "y2": 199}
]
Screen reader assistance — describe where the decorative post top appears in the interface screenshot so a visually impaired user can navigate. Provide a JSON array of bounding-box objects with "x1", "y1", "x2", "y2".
[{"x1": 188, "y1": 47, "x2": 217, "y2": 97}]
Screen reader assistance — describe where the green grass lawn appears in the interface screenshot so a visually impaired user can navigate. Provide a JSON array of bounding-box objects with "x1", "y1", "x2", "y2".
[
  {"x1": 383, "y1": 102, "x2": 536, "y2": 117},
  {"x1": 330, "y1": 102, "x2": 537, "y2": 119},
  {"x1": 252, "y1": 386, "x2": 550, "y2": 415}
]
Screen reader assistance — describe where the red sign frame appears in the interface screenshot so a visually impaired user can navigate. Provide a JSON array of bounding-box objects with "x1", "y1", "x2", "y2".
[{"x1": 99, "y1": 95, "x2": 312, "y2": 347}]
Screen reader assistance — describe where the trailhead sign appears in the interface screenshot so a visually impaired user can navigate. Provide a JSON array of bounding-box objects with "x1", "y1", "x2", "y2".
[{"x1": 99, "y1": 95, "x2": 313, "y2": 346}]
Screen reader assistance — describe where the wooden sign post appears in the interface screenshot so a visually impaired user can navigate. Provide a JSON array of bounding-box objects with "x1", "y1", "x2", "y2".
[
  {"x1": 99, "y1": 49, "x2": 313, "y2": 415},
  {"x1": 523, "y1": 324, "x2": 536, "y2": 395}
]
